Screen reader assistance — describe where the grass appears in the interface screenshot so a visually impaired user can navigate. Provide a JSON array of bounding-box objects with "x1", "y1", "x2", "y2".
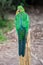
[
  {"x1": 2, "y1": 20, "x2": 14, "y2": 33},
  {"x1": 0, "y1": 30, "x2": 7, "y2": 43},
  {"x1": 0, "y1": 19, "x2": 14, "y2": 43}
]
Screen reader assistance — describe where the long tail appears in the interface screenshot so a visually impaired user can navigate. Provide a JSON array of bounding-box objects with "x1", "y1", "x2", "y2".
[{"x1": 18, "y1": 27, "x2": 26, "y2": 57}]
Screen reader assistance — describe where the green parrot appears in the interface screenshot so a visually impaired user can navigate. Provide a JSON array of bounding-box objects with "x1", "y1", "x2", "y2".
[{"x1": 14, "y1": 5, "x2": 30, "y2": 57}]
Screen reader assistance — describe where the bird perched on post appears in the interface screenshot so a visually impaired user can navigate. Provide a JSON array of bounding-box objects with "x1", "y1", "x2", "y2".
[{"x1": 14, "y1": 5, "x2": 30, "y2": 57}]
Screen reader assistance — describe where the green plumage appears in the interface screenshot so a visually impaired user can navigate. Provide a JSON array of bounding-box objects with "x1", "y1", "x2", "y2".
[
  {"x1": 14, "y1": 12, "x2": 30, "y2": 33},
  {"x1": 14, "y1": 6, "x2": 30, "y2": 57}
]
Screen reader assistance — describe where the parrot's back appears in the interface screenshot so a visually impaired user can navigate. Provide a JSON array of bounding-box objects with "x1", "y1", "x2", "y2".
[{"x1": 15, "y1": 12, "x2": 30, "y2": 33}]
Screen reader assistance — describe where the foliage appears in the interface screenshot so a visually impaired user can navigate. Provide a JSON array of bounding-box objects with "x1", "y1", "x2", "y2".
[
  {"x1": 0, "y1": 19, "x2": 7, "y2": 27},
  {"x1": 0, "y1": 0, "x2": 16, "y2": 19},
  {"x1": 7, "y1": 20, "x2": 14, "y2": 31},
  {"x1": 0, "y1": 30, "x2": 7, "y2": 42},
  {"x1": 0, "y1": 19, "x2": 14, "y2": 31},
  {"x1": 0, "y1": 20, "x2": 14, "y2": 43}
]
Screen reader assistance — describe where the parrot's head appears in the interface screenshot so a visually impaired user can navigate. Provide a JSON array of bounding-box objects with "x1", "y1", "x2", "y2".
[{"x1": 16, "y1": 5, "x2": 25, "y2": 15}]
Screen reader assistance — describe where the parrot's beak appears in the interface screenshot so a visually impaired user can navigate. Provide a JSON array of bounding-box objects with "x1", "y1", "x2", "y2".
[
  {"x1": 16, "y1": 10, "x2": 20, "y2": 15},
  {"x1": 17, "y1": 10, "x2": 20, "y2": 12}
]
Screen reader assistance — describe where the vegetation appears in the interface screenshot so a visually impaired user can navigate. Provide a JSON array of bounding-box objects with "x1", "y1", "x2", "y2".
[
  {"x1": 0, "y1": 30, "x2": 6, "y2": 42},
  {"x1": 0, "y1": 0, "x2": 15, "y2": 43},
  {"x1": 0, "y1": 19, "x2": 14, "y2": 43},
  {"x1": 0, "y1": 0, "x2": 16, "y2": 20}
]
